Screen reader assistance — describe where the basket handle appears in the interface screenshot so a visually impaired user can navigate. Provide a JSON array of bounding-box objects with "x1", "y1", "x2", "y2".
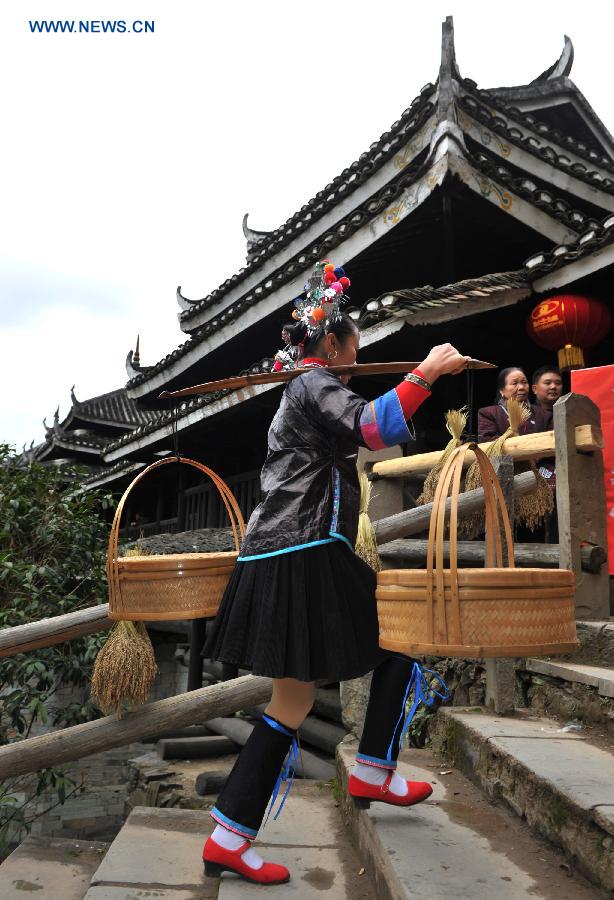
[
  {"x1": 106, "y1": 456, "x2": 246, "y2": 611},
  {"x1": 425, "y1": 443, "x2": 515, "y2": 645}
]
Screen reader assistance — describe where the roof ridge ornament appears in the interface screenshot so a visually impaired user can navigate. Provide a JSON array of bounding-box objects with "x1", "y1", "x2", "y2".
[
  {"x1": 53, "y1": 406, "x2": 62, "y2": 436},
  {"x1": 70, "y1": 384, "x2": 79, "y2": 406},
  {"x1": 133, "y1": 335, "x2": 141, "y2": 368},
  {"x1": 531, "y1": 35, "x2": 574, "y2": 83},
  {"x1": 242, "y1": 213, "x2": 273, "y2": 260},
  {"x1": 429, "y1": 16, "x2": 466, "y2": 160}
]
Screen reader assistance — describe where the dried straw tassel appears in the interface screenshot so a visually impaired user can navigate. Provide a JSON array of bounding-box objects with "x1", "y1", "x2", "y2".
[
  {"x1": 355, "y1": 472, "x2": 381, "y2": 572},
  {"x1": 92, "y1": 620, "x2": 158, "y2": 718},
  {"x1": 460, "y1": 399, "x2": 529, "y2": 539},
  {"x1": 514, "y1": 463, "x2": 554, "y2": 531},
  {"x1": 418, "y1": 407, "x2": 468, "y2": 506}
]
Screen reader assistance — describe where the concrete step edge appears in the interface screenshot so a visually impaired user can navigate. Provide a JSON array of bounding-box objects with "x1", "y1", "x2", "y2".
[
  {"x1": 335, "y1": 738, "x2": 408, "y2": 900},
  {"x1": 525, "y1": 657, "x2": 614, "y2": 698},
  {"x1": 431, "y1": 707, "x2": 614, "y2": 893}
]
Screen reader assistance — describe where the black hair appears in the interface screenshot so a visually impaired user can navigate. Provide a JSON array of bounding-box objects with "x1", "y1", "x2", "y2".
[
  {"x1": 531, "y1": 364, "x2": 561, "y2": 385},
  {"x1": 494, "y1": 366, "x2": 527, "y2": 403},
  {"x1": 285, "y1": 313, "x2": 359, "y2": 356}
]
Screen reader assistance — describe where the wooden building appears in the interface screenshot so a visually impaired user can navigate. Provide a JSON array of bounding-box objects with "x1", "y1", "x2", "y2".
[{"x1": 34, "y1": 18, "x2": 614, "y2": 534}]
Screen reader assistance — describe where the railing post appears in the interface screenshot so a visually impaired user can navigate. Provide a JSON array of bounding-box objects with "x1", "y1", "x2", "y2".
[{"x1": 554, "y1": 393, "x2": 609, "y2": 620}]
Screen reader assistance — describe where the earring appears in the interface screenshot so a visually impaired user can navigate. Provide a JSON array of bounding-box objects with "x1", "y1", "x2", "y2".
[{"x1": 327, "y1": 350, "x2": 338, "y2": 360}]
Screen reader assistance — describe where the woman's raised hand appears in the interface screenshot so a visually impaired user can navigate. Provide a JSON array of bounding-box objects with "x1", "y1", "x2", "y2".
[{"x1": 418, "y1": 344, "x2": 470, "y2": 383}]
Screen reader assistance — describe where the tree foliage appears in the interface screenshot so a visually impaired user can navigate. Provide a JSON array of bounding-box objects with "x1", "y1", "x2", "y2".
[{"x1": 0, "y1": 444, "x2": 114, "y2": 850}]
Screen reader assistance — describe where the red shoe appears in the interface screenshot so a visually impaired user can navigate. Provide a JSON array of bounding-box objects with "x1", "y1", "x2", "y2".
[
  {"x1": 202, "y1": 836, "x2": 290, "y2": 885},
  {"x1": 348, "y1": 770, "x2": 433, "y2": 810}
]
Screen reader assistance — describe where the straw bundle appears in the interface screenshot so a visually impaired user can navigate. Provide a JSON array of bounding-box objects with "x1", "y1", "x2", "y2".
[
  {"x1": 91, "y1": 620, "x2": 159, "y2": 718},
  {"x1": 460, "y1": 399, "x2": 553, "y2": 537},
  {"x1": 417, "y1": 407, "x2": 468, "y2": 506},
  {"x1": 355, "y1": 472, "x2": 381, "y2": 571}
]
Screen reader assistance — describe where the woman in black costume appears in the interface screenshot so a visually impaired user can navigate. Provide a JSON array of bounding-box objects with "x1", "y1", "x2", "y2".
[{"x1": 202, "y1": 261, "x2": 468, "y2": 885}]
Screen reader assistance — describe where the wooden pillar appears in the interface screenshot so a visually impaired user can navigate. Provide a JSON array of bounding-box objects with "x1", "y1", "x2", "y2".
[
  {"x1": 357, "y1": 445, "x2": 404, "y2": 521},
  {"x1": 554, "y1": 393, "x2": 609, "y2": 620},
  {"x1": 187, "y1": 619, "x2": 207, "y2": 691},
  {"x1": 484, "y1": 456, "x2": 516, "y2": 715}
]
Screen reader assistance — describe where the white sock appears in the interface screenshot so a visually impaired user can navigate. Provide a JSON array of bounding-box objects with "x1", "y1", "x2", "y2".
[
  {"x1": 353, "y1": 762, "x2": 409, "y2": 797},
  {"x1": 211, "y1": 824, "x2": 264, "y2": 870}
]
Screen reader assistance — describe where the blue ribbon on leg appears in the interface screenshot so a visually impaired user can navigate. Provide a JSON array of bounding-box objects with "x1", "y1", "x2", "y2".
[
  {"x1": 386, "y1": 661, "x2": 449, "y2": 763},
  {"x1": 261, "y1": 713, "x2": 299, "y2": 826}
]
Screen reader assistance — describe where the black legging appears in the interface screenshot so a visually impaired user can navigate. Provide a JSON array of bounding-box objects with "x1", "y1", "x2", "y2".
[{"x1": 211, "y1": 652, "x2": 416, "y2": 838}]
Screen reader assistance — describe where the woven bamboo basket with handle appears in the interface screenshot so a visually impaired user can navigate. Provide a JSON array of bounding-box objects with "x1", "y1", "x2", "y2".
[
  {"x1": 107, "y1": 456, "x2": 245, "y2": 621},
  {"x1": 377, "y1": 443, "x2": 579, "y2": 658}
]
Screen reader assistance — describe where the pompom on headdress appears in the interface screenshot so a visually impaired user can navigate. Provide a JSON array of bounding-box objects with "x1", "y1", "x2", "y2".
[{"x1": 273, "y1": 260, "x2": 351, "y2": 371}]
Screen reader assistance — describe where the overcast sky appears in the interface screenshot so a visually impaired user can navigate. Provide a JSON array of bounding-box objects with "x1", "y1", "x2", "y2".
[{"x1": 1, "y1": 1, "x2": 613, "y2": 450}]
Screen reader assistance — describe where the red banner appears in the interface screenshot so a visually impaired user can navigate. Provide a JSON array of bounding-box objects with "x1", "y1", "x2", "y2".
[{"x1": 571, "y1": 365, "x2": 614, "y2": 574}]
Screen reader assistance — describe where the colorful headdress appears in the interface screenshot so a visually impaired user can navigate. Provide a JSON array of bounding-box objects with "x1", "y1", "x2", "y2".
[{"x1": 273, "y1": 260, "x2": 351, "y2": 371}]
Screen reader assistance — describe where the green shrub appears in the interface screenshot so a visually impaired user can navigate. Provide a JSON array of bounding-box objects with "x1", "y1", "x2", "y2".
[{"x1": 0, "y1": 443, "x2": 114, "y2": 851}]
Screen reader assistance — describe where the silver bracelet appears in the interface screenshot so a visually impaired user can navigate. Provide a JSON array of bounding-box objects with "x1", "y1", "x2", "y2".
[{"x1": 404, "y1": 372, "x2": 432, "y2": 392}]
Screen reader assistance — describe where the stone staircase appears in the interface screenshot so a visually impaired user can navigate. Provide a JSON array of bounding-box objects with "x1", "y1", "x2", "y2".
[{"x1": 2, "y1": 621, "x2": 613, "y2": 898}]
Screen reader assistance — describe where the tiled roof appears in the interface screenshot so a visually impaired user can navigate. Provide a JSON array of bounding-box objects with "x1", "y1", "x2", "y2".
[
  {"x1": 81, "y1": 459, "x2": 146, "y2": 488},
  {"x1": 174, "y1": 84, "x2": 436, "y2": 327},
  {"x1": 107, "y1": 272, "x2": 532, "y2": 457},
  {"x1": 125, "y1": 150, "x2": 431, "y2": 390},
  {"x1": 468, "y1": 150, "x2": 601, "y2": 234},
  {"x1": 458, "y1": 93, "x2": 614, "y2": 194},
  {"x1": 69, "y1": 387, "x2": 159, "y2": 428},
  {"x1": 524, "y1": 212, "x2": 614, "y2": 277},
  {"x1": 348, "y1": 270, "x2": 529, "y2": 328},
  {"x1": 461, "y1": 79, "x2": 614, "y2": 174},
  {"x1": 108, "y1": 355, "x2": 281, "y2": 454}
]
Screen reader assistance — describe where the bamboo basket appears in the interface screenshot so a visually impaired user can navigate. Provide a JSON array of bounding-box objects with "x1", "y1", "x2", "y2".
[
  {"x1": 377, "y1": 443, "x2": 579, "y2": 658},
  {"x1": 107, "y1": 456, "x2": 245, "y2": 621}
]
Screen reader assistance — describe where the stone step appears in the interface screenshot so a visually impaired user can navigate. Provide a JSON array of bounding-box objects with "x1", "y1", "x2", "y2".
[
  {"x1": 84, "y1": 783, "x2": 376, "y2": 898},
  {"x1": 430, "y1": 707, "x2": 614, "y2": 894},
  {"x1": 0, "y1": 835, "x2": 108, "y2": 899},
  {"x1": 337, "y1": 739, "x2": 600, "y2": 900},
  {"x1": 525, "y1": 658, "x2": 614, "y2": 698}
]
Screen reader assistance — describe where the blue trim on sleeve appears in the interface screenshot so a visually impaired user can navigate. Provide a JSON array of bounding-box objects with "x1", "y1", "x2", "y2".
[
  {"x1": 372, "y1": 389, "x2": 412, "y2": 446},
  {"x1": 210, "y1": 806, "x2": 258, "y2": 838}
]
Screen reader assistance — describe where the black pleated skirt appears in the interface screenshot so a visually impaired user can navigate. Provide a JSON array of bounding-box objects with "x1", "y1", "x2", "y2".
[{"x1": 203, "y1": 540, "x2": 384, "y2": 682}]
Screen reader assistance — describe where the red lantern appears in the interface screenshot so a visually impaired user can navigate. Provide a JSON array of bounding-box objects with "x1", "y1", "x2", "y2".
[{"x1": 526, "y1": 295, "x2": 612, "y2": 370}]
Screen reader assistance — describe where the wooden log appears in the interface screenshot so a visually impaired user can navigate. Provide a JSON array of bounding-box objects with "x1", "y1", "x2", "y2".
[
  {"x1": 244, "y1": 705, "x2": 346, "y2": 757},
  {"x1": 373, "y1": 470, "x2": 537, "y2": 545},
  {"x1": 0, "y1": 674, "x2": 272, "y2": 779},
  {"x1": 312, "y1": 687, "x2": 342, "y2": 725},
  {"x1": 141, "y1": 725, "x2": 213, "y2": 743},
  {"x1": 299, "y1": 716, "x2": 347, "y2": 757},
  {"x1": 554, "y1": 394, "x2": 609, "y2": 619},
  {"x1": 0, "y1": 604, "x2": 113, "y2": 659},
  {"x1": 157, "y1": 735, "x2": 237, "y2": 761},
  {"x1": 195, "y1": 770, "x2": 229, "y2": 796},
  {"x1": 371, "y1": 425, "x2": 604, "y2": 478},
  {"x1": 378, "y1": 540, "x2": 606, "y2": 573},
  {"x1": 205, "y1": 717, "x2": 336, "y2": 781}
]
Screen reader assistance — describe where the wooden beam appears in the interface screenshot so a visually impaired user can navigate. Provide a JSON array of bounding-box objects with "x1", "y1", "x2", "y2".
[
  {"x1": 0, "y1": 675, "x2": 272, "y2": 779},
  {"x1": 379, "y1": 540, "x2": 606, "y2": 573},
  {"x1": 373, "y1": 470, "x2": 537, "y2": 545},
  {"x1": 371, "y1": 425, "x2": 603, "y2": 479},
  {"x1": 0, "y1": 604, "x2": 113, "y2": 659}
]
